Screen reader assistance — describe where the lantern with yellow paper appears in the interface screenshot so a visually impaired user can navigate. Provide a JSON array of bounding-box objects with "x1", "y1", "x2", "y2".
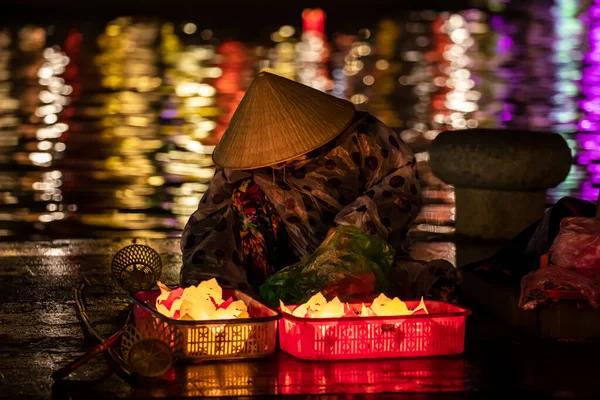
[
  {"x1": 278, "y1": 292, "x2": 471, "y2": 361},
  {"x1": 131, "y1": 278, "x2": 279, "y2": 361}
]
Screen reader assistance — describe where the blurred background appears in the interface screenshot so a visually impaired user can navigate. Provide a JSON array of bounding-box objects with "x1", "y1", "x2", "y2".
[{"x1": 0, "y1": 0, "x2": 593, "y2": 241}]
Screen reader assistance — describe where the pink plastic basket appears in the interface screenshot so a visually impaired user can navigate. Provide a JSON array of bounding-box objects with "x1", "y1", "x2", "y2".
[
  {"x1": 131, "y1": 289, "x2": 280, "y2": 362},
  {"x1": 278, "y1": 300, "x2": 470, "y2": 361}
]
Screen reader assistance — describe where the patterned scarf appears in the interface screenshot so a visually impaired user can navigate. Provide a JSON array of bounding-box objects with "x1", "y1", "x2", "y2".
[{"x1": 231, "y1": 179, "x2": 282, "y2": 286}]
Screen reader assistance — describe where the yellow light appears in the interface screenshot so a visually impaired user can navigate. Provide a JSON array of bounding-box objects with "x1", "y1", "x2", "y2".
[
  {"x1": 450, "y1": 28, "x2": 469, "y2": 44},
  {"x1": 39, "y1": 215, "x2": 53, "y2": 223},
  {"x1": 454, "y1": 119, "x2": 467, "y2": 129},
  {"x1": 29, "y1": 152, "x2": 52, "y2": 165},
  {"x1": 39, "y1": 91, "x2": 54, "y2": 103},
  {"x1": 37, "y1": 67, "x2": 53, "y2": 79},
  {"x1": 127, "y1": 116, "x2": 149, "y2": 127},
  {"x1": 466, "y1": 119, "x2": 479, "y2": 128},
  {"x1": 350, "y1": 94, "x2": 368, "y2": 104},
  {"x1": 175, "y1": 81, "x2": 199, "y2": 97},
  {"x1": 455, "y1": 68, "x2": 470, "y2": 80},
  {"x1": 357, "y1": 44, "x2": 371, "y2": 56},
  {"x1": 183, "y1": 23, "x2": 197, "y2": 35},
  {"x1": 376, "y1": 59, "x2": 390, "y2": 70},
  {"x1": 198, "y1": 84, "x2": 216, "y2": 97},
  {"x1": 198, "y1": 120, "x2": 216, "y2": 131},
  {"x1": 448, "y1": 14, "x2": 465, "y2": 29},
  {"x1": 37, "y1": 141, "x2": 52, "y2": 151},
  {"x1": 106, "y1": 25, "x2": 121, "y2": 37},
  {"x1": 424, "y1": 130, "x2": 441, "y2": 140},
  {"x1": 279, "y1": 25, "x2": 295, "y2": 38},
  {"x1": 271, "y1": 32, "x2": 283, "y2": 43},
  {"x1": 43, "y1": 114, "x2": 58, "y2": 124},
  {"x1": 363, "y1": 75, "x2": 375, "y2": 85},
  {"x1": 148, "y1": 176, "x2": 165, "y2": 186},
  {"x1": 204, "y1": 67, "x2": 222, "y2": 78},
  {"x1": 186, "y1": 97, "x2": 214, "y2": 107}
]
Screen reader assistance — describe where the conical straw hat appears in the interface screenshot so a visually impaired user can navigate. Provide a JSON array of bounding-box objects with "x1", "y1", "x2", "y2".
[{"x1": 213, "y1": 72, "x2": 355, "y2": 170}]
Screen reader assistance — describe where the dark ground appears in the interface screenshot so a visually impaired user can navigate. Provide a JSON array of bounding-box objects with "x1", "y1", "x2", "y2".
[{"x1": 1, "y1": 237, "x2": 599, "y2": 399}]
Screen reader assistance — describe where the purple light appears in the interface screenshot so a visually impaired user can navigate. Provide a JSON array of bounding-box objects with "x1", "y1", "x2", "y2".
[
  {"x1": 580, "y1": 119, "x2": 593, "y2": 130},
  {"x1": 497, "y1": 35, "x2": 513, "y2": 53},
  {"x1": 584, "y1": 140, "x2": 598, "y2": 150},
  {"x1": 590, "y1": 174, "x2": 600, "y2": 184},
  {"x1": 490, "y1": 16, "x2": 503, "y2": 31},
  {"x1": 161, "y1": 109, "x2": 177, "y2": 119},
  {"x1": 585, "y1": 51, "x2": 600, "y2": 64},
  {"x1": 578, "y1": 153, "x2": 594, "y2": 165},
  {"x1": 580, "y1": 85, "x2": 600, "y2": 96},
  {"x1": 589, "y1": 164, "x2": 600, "y2": 172},
  {"x1": 576, "y1": 133, "x2": 600, "y2": 143},
  {"x1": 591, "y1": 4, "x2": 600, "y2": 19},
  {"x1": 579, "y1": 0, "x2": 600, "y2": 202},
  {"x1": 581, "y1": 100, "x2": 599, "y2": 113},
  {"x1": 580, "y1": 187, "x2": 600, "y2": 201}
]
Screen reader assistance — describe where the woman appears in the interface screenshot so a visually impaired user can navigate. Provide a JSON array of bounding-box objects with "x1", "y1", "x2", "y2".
[{"x1": 180, "y1": 72, "x2": 458, "y2": 301}]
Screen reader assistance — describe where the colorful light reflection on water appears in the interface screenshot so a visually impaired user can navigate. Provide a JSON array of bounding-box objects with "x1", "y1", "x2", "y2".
[
  {"x1": 578, "y1": 0, "x2": 600, "y2": 201},
  {"x1": 0, "y1": 4, "x2": 597, "y2": 241}
]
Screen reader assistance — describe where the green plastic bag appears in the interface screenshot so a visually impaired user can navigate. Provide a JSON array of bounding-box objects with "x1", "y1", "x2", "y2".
[{"x1": 259, "y1": 225, "x2": 395, "y2": 307}]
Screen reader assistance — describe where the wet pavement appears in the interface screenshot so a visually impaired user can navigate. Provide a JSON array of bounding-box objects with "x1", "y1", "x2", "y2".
[{"x1": 1, "y1": 237, "x2": 600, "y2": 399}]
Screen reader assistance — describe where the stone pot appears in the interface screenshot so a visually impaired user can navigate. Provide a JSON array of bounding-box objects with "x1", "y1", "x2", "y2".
[{"x1": 429, "y1": 129, "x2": 572, "y2": 239}]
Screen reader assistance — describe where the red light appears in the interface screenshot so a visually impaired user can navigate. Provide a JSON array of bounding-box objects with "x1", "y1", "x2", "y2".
[{"x1": 302, "y1": 8, "x2": 326, "y2": 35}]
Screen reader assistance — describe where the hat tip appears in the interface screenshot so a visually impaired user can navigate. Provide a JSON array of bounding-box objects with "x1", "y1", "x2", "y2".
[{"x1": 257, "y1": 69, "x2": 283, "y2": 80}]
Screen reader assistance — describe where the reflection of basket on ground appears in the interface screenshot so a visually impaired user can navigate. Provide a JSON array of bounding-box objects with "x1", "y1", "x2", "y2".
[
  {"x1": 279, "y1": 300, "x2": 470, "y2": 361},
  {"x1": 183, "y1": 360, "x2": 277, "y2": 397},
  {"x1": 131, "y1": 289, "x2": 279, "y2": 361},
  {"x1": 277, "y1": 355, "x2": 466, "y2": 394}
]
